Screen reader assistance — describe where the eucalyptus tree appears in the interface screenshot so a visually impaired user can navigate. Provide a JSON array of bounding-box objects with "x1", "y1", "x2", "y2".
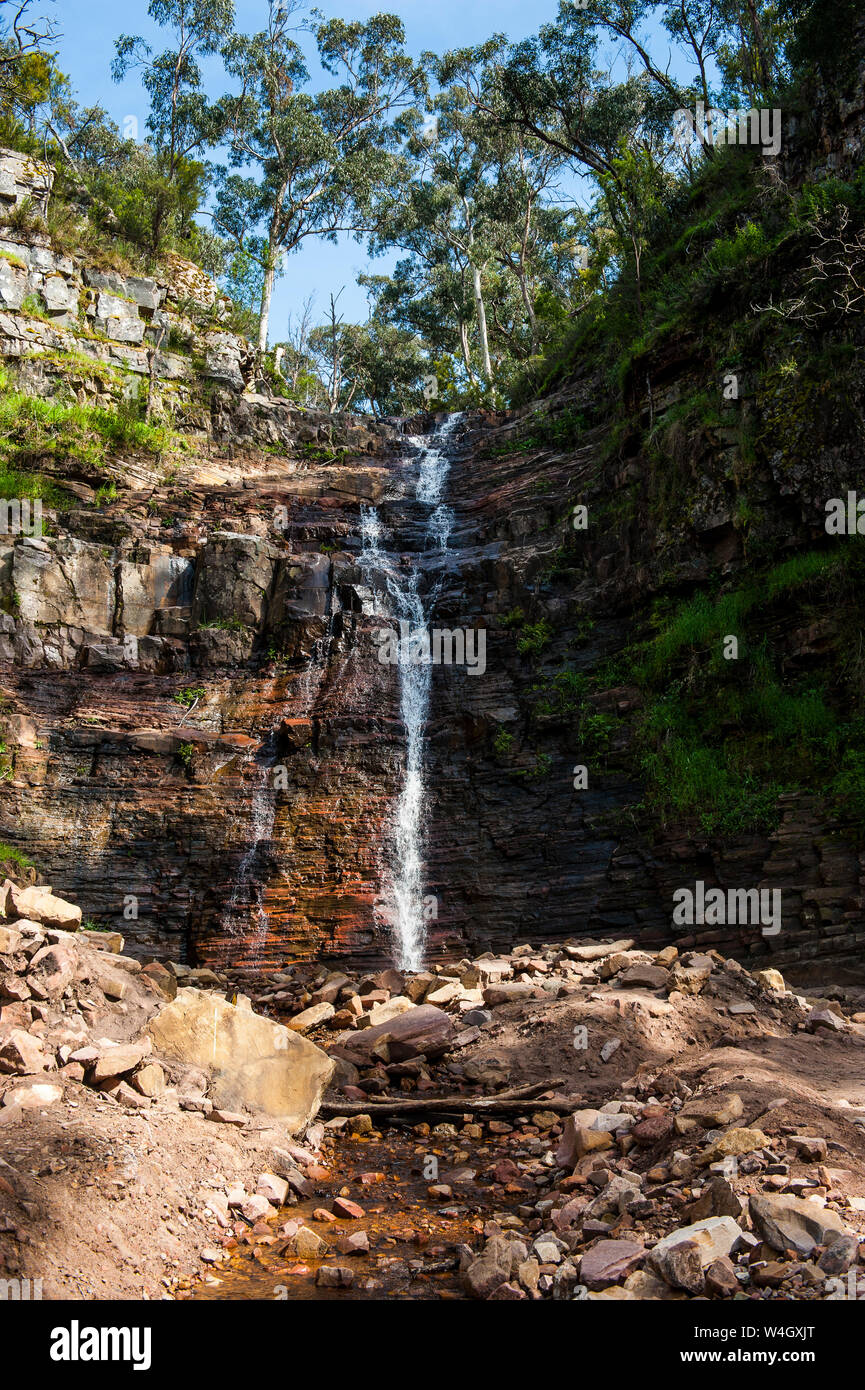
[
  {"x1": 0, "y1": 0, "x2": 59, "y2": 109},
  {"x1": 112, "y1": 0, "x2": 233, "y2": 248},
  {"x1": 113, "y1": 0, "x2": 233, "y2": 174},
  {"x1": 214, "y1": 4, "x2": 419, "y2": 353}
]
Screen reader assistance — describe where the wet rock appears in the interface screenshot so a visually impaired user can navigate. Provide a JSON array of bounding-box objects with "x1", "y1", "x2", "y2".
[
  {"x1": 332, "y1": 1197, "x2": 364, "y2": 1219},
  {"x1": 289, "y1": 1226, "x2": 329, "y2": 1258}
]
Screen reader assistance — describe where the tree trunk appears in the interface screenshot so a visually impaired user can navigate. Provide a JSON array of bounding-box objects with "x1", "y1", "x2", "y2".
[
  {"x1": 458, "y1": 319, "x2": 475, "y2": 381},
  {"x1": 471, "y1": 263, "x2": 492, "y2": 380},
  {"x1": 517, "y1": 268, "x2": 538, "y2": 354},
  {"x1": 258, "y1": 261, "x2": 275, "y2": 356}
]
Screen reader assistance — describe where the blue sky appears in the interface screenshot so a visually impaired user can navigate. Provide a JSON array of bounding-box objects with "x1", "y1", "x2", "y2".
[{"x1": 52, "y1": 0, "x2": 671, "y2": 340}]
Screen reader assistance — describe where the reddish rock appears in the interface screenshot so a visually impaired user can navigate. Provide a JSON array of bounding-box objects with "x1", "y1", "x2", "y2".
[
  {"x1": 579, "y1": 1239, "x2": 645, "y2": 1290},
  {"x1": 633, "y1": 1114, "x2": 674, "y2": 1146},
  {"x1": 332, "y1": 1197, "x2": 364, "y2": 1219}
]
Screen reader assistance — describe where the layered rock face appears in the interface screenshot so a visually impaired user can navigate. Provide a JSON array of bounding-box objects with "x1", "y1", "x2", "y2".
[
  {"x1": 1, "y1": 129, "x2": 864, "y2": 976},
  {"x1": 1, "y1": 396, "x2": 862, "y2": 975}
]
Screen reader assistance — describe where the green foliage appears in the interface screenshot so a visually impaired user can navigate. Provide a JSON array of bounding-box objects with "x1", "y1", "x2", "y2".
[
  {"x1": 501, "y1": 607, "x2": 525, "y2": 627},
  {"x1": 195, "y1": 616, "x2": 244, "y2": 631},
  {"x1": 516, "y1": 618, "x2": 553, "y2": 656},
  {"x1": 630, "y1": 548, "x2": 865, "y2": 833},
  {"x1": 0, "y1": 368, "x2": 174, "y2": 474},
  {"x1": 492, "y1": 726, "x2": 514, "y2": 757},
  {"x1": 175, "y1": 741, "x2": 195, "y2": 769},
  {"x1": 487, "y1": 407, "x2": 587, "y2": 457},
  {"x1": 512, "y1": 751, "x2": 553, "y2": 780},
  {"x1": 0, "y1": 841, "x2": 33, "y2": 870},
  {"x1": 172, "y1": 686, "x2": 205, "y2": 708},
  {"x1": 639, "y1": 551, "x2": 840, "y2": 680}
]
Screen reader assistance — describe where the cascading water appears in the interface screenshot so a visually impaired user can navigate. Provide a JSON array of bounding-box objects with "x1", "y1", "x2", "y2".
[{"x1": 360, "y1": 413, "x2": 462, "y2": 970}]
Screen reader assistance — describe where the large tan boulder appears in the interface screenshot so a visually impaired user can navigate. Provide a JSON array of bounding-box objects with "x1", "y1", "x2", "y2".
[
  {"x1": 9, "y1": 884, "x2": 81, "y2": 930},
  {"x1": 147, "y1": 988, "x2": 333, "y2": 1133}
]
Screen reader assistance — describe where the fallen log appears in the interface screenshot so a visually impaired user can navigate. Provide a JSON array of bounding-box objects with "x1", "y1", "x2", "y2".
[{"x1": 319, "y1": 1079, "x2": 573, "y2": 1118}]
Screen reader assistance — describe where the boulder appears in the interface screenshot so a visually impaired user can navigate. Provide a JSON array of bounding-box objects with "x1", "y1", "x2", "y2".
[
  {"x1": 617, "y1": 964, "x2": 669, "y2": 990},
  {"x1": 0, "y1": 1028, "x2": 48, "y2": 1074},
  {"x1": 89, "y1": 1040, "x2": 151, "y2": 1083},
  {"x1": 680, "y1": 1092, "x2": 744, "y2": 1127},
  {"x1": 338, "y1": 1003, "x2": 454, "y2": 1061},
  {"x1": 0, "y1": 925, "x2": 21, "y2": 954},
  {"x1": 579, "y1": 1239, "x2": 645, "y2": 1290},
  {"x1": 288, "y1": 1001, "x2": 335, "y2": 1032},
  {"x1": 698, "y1": 1128, "x2": 769, "y2": 1166},
  {"x1": 668, "y1": 953, "x2": 713, "y2": 996},
  {"x1": 147, "y1": 987, "x2": 334, "y2": 1132},
  {"x1": 131, "y1": 1063, "x2": 166, "y2": 1098},
  {"x1": 482, "y1": 982, "x2": 535, "y2": 1006},
  {"x1": 364, "y1": 995, "x2": 415, "y2": 1026},
  {"x1": 463, "y1": 1236, "x2": 514, "y2": 1299},
  {"x1": 1, "y1": 1081, "x2": 62, "y2": 1110},
  {"x1": 26, "y1": 942, "x2": 77, "y2": 998},
  {"x1": 755, "y1": 968, "x2": 785, "y2": 993},
  {"x1": 567, "y1": 939, "x2": 634, "y2": 962},
  {"x1": 649, "y1": 1218, "x2": 742, "y2": 1291},
  {"x1": 748, "y1": 1194, "x2": 852, "y2": 1257},
  {"x1": 11, "y1": 885, "x2": 81, "y2": 930}
]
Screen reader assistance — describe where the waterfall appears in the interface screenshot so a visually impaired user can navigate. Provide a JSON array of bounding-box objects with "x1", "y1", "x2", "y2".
[{"x1": 360, "y1": 413, "x2": 462, "y2": 970}]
